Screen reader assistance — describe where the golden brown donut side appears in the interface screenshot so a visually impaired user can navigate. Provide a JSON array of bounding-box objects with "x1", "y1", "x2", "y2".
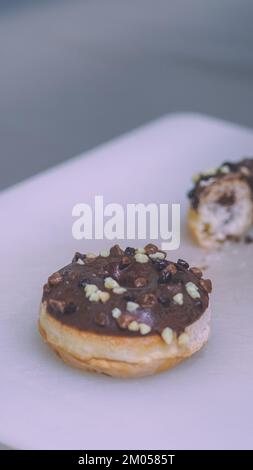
[{"x1": 39, "y1": 302, "x2": 211, "y2": 378}]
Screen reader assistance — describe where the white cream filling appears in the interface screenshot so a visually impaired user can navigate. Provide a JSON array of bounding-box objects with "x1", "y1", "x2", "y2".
[{"x1": 198, "y1": 181, "x2": 253, "y2": 245}]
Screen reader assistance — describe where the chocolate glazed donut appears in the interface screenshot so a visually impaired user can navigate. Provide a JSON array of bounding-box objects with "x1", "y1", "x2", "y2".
[{"x1": 39, "y1": 244, "x2": 212, "y2": 378}]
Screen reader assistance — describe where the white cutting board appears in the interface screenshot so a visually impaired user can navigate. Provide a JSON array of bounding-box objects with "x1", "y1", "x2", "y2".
[{"x1": 0, "y1": 113, "x2": 253, "y2": 450}]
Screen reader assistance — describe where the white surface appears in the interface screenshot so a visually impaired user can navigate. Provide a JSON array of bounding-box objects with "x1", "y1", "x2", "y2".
[{"x1": 0, "y1": 113, "x2": 253, "y2": 450}]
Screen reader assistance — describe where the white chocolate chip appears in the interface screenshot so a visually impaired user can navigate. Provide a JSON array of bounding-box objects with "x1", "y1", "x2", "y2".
[
  {"x1": 84, "y1": 284, "x2": 98, "y2": 297},
  {"x1": 178, "y1": 332, "x2": 190, "y2": 346},
  {"x1": 139, "y1": 323, "x2": 151, "y2": 335},
  {"x1": 128, "y1": 321, "x2": 140, "y2": 331},
  {"x1": 203, "y1": 167, "x2": 217, "y2": 177},
  {"x1": 173, "y1": 293, "x2": 184, "y2": 305},
  {"x1": 89, "y1": 290, "x2": 101, "y2": 302},
  {"x1": 86, "y1": 253, "x2": 96, "y2": 259},
  {"x1": 149, "y1": 252, "x2": 166, "y2": 260},
  {"x1": 220, "y1": 165, "x2": 230, "y2": 174},
  {"x1": 135, "y1": 248, "x2": 146, "y2": 254},
  {"x1": 113, "y1": 287, "x2": 127, "y2": 294},
  {"x1": 100, "y1": 250, "x2": 109, "y2": 258},
  {"x1": 99, "y1": 291, "x2": 110, "y2": 303},
  {"x1": 186, "y1": 281, "x2": 200, "y2": 299},
  {"x1": 112, "y1": 307, "x2": 121, "y2": 318},
  {"x1": 104, "y1": 277, "x2": 119, "y2": 289},
  {"x1": 134, "y1": 253, "x2": 149, "y2": 263},
  {"x1": 76, "y1": 258, "x2": 85, "y2": 265},
  {"x1": 161, "y1": 327, "x2": 173, "y2": 345},
  {"x1": 192, "y1": 173, "x2": 200, "y2": 183},
  {"x1": 126, "y1": 301, "x2": 140, "y2": 312}
]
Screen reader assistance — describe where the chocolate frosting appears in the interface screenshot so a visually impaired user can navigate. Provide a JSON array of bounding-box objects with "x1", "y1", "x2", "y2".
[
  {"x1": 188, "y1": 158, "x2": 253, "y2": 209},
  {"x1": 42, "y1": 245, "x2": 211, "y2": 337}
]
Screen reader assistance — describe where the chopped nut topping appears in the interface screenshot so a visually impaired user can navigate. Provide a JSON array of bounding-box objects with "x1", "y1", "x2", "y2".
[
  {"x1": 149, "y1": 252, "x2": 166, "y2": 260},
  {"x1": 76, "y1": 258, "x2": 85, "y2": 265},
  {"x1": 48, "y1": 299, "x2": 66, "y2": 314},
  {"x1": 178, "y1": 332, "x2": 190, "y2": 346},
  {"x1": 100, "y1": 250, "x2": 109, "y2": 258},
  {"x1": 173, "y1": 293, "x2": 184, "y2": 305},
  {"x1": 139, "y1": 323, "x2": 151, "y2": 335},
  {"x1": 134, "y1": 253, "x2": 149, "y2": 263},
  {"x1": 141, "y1": 293, "x2": 156, "y2": 307},
  {"x1": 113, "y1": 286, "x2": 127, "y2": 294},
  {"x1": 134, "y1": 277, "x2": 147, "y2": 288},
  {"x1": 166, "y1": 263, "x2": 177, "y2": 275},
  {"x1": 185, "y1": 282, "x2": 201, "y2": 299},
  {"x1": 199, "y1": 278, "x2": 212, "y2": 293},
  {"x1": 190, "y1": 267, "x2": 203, "y2": 278},
  {"x1": 126, "y1": 301, "x2": 139, "y2": 312},
  {"x1": 112, "y1": 307, "x2": 121, "y2": 318},
  {"x1": 128, "y1": 321, "x2": 140, "y2": 331},
  {"x1": 144, "y1": 243, "x2": 158, "y2": 254},
  {"x1": 117, "y1": 313, "x2": 133, "y2": 329},
  {"x1": 110, "y1": 244, "x2": 124, "y2": 256},
  {"x1": 48, "y1": 272, "x2": 63, "y2": 286},
  {"x1": 104, "y1": 277, "x2": 119, "y2": 289},
  {"x1": 100, "y1": 291, "x2": 110, "y2": 303},
  {"x1": 86, "y1": 253, "x2": 96, "y2": 259},
  {"x1": 161, "y1": 327, "x2": 173, "y2": 345}
]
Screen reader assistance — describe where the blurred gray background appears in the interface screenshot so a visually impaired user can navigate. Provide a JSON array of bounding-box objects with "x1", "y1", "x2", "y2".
[{"x1": 1, "y1": 0, "x2": 253, "y2": 190}]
